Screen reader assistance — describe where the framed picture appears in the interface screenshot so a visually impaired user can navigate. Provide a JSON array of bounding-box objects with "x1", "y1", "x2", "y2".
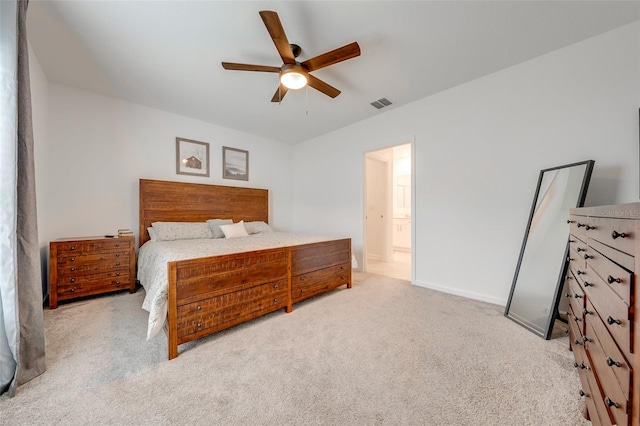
[
  {"x1": 176, "y1": 137, "x2": 210, "y2": 177},
  {"x1": 223, "y1": 146, "x2": 249, "y2": 181}
]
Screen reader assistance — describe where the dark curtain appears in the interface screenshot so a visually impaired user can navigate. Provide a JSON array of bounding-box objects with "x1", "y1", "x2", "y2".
[{"x1": 7, "y1": 0, "x2": 46, "y2": 396}]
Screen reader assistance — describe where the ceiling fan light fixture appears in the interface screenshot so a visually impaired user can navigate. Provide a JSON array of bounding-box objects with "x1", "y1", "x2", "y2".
[{"x1": 280, "y1": 64, "x2": 308, "y2": 89}]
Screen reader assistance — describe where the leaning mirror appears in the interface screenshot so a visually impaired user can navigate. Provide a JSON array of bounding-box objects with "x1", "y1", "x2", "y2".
[{"x1": 505, "y1": 160, "x2": 594, "y2": 339}]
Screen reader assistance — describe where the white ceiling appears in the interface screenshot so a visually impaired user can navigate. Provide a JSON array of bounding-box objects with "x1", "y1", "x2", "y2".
[{"x1": 27, "y1": 1, "x2": 640, "y2": 145}]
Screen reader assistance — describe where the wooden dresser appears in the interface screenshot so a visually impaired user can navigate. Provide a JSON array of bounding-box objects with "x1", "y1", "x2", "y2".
[
  {"x1": 49, "y1": 235, "x2": 136, "y2": 309},
  {"x1": 567, "y1": 202, "x2": 639, "y2": 426}
]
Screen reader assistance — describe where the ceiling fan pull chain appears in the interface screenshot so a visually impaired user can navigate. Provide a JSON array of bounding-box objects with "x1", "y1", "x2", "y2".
[{"x1": 306, "y1": 85, "x2": 309, "y2": 115}]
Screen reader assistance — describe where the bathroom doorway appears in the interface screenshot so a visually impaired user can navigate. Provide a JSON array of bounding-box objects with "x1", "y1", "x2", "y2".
[{"x1": 364, "y1": 143, "x2": 412, "y2": 281}]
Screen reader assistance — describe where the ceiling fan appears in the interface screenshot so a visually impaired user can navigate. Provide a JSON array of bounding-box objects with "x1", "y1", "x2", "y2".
[{"x1": 221, "y1": 10, "x2": 361, "y2": 103}]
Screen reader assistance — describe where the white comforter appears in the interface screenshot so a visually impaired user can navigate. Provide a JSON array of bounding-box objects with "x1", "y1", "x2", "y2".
[{"x1": 137, "y1": 232, "x2": 332, "y2": 340}]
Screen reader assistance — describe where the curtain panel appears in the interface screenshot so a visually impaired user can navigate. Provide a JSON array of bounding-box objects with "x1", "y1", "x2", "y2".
[{"x1": 0, "y1": 0, "x2": 46, "y2": 397}]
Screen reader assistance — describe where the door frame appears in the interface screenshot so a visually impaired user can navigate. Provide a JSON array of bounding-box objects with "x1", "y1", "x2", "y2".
[{"x1": 362, "y1": 137, "x2": 416, "y2": 283}]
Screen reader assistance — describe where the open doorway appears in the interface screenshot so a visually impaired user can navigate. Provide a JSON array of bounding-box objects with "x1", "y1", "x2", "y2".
[{"x1": 364, "y1": 143, "x2": 412, "y2": 281}]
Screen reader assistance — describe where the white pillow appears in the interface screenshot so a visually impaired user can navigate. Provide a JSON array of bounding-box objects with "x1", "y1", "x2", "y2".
[
  {"x1": 219, "y1": 221, "x2": 249, "y2": 239},
  {"x1": 147, "y1": 227, "x2": 158, "y2": 242},
  {"x1": 150, "y1": 222, "x2": 213, "y2": 241},
  {"x1": 206, "y1": 219, "x2": 233, "y2": 239},
  {"x1": 243, "y1": 221, "x2": 273, "y2": 234}
]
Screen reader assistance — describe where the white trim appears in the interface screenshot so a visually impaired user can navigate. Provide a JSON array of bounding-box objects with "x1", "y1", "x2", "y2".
[{"x1": 413, "y1": 280, "x2": 507, "y2": 307}]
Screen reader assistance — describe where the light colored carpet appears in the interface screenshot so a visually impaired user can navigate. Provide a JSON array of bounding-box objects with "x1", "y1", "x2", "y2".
[{"x1": 1, "y1": 272, "x2": 589, "y2": 425}]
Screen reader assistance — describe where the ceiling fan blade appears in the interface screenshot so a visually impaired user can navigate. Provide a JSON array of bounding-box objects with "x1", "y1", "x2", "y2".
[
  {"x1": 307, "y1": 75, "x2": 341, "y2": 98},
  {"x1": 259, "y1": 10, "x2": 296, "y2": 65},
  {"x1": 221, "y1": 62, "x2": 280, "y2": 73},
  {"x1": 271, "y1": 84, "x2": 289, "y2": 103},
  {"x1": 301, "y1": 42, "x2": 361, "y2": 72}
]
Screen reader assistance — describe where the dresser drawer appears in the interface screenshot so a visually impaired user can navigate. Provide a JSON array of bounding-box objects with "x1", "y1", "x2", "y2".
[
  {"x1": 566, "y1": 274, "x2": 585, "y2": 323},
  {"x1": 292, "y1": 262, "x2": 350, "y2": 302},
  {"x1": 568, "y1": 234, "x2": 587, "y2": 268},
  {"x1": 585, "y1": 301, "x2": 632, "y2": 402},
  {"x1": 57, "y1": 260, "x2": 129, "y2": 276},
  {"x1": 584, "y1": 217, "x2": 637, "y2": 257},
  {"x1": 585, "y1": 315, "x2": 630, "y2": 426},
  {"x1": 55, "y1": 269, "x2": 130, "y2": 286},
  {"x1": 583, "y1": 265, "x2": 633, "y2": 358},
  {"x1": 176, "y1": 280, "x2": 289, "y2": 339},
  {"x1": 56, "y1": 250, "x2": 129, "y2": 265},
  {"x1": 55, "y1": 238, "x2": 131, "y2": 254},
  {"x1": 568, "y1": 305, "x2": 586, "y2": 355},
  {"x1": 57, "y1": 277, "x2": 131, "y2": 299},
  {"x1": 587, "y1": 241, "x2": 633, "y2": 306}
]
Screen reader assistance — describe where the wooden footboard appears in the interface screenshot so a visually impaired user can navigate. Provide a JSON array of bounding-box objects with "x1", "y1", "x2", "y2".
[{"x1": 166, "y1": 238, "x2": 351, "y2": 359}]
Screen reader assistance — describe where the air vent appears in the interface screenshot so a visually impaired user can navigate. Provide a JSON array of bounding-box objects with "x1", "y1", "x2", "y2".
[{"x1": 370, "y1": 97, "x2": 393, "y2": 109}]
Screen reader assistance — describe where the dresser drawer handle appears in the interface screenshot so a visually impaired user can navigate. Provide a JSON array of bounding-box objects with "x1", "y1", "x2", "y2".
[
  {"x1": 565, "y1": 275, "x2": 572, "y2": 281},
  {"x1": 574, "y1": 362, "x2": 587, "y2": 369},
  {"x1": 70, "y1": 257, "x2": 75, "y2": 262},
  {"x1": 115, "y1": 243, "x2": 120, "y2": 247},
  {"x1": 574, "y1": 339, "x2": 583, "y2": 346},
  {"x1": 300, "y1": 277, "x2": 305, "y2": 281},
  {"x1": 607, "y1": 275, "x2": 621, "y2": 284},
  {"x1": 576, "y1": 247, "x2": 585, "y2": 252},
  {"x1": 583, "y1": 308, "x2": 593, "y2": 315},
  {"x1": 273, "y1": 284, "x2": 279, "y2": 289},
  {"x1": 576, "y1": 270, "x2": 585, "y2": 275},
  {"x1": 116, "y1": 262, "x2": 120, "y2": 266},
  {"x1": 70, "y1": 287, "x2": 76, "y2": 293},
  {"x1": 565, "y1": 293, "x2": 572, "y2": 298},
  {"x1": 574, "y1": 294, "x2": 583, "y2": 299},
  {"x1": 573, "y1": 316, "x2": 582, "y2": 323},
  {"x1": 577, "y1": 223, "x2": 586, "y2": 228},
  {"x1": 583, "y1": 336, "x2": 592, "y2": 343},
  {"x1": 583, "y1": 254, "x2": 593, "y2": 260},
  {"x1": 611, "y1": 231, "x2": 626, "y2": 239},
  {"x1": 115, "y1": 254, "x2": 120, "y2": 257},
  {"x1": 340, "y1": 266, "x2": 345, "y2": 270},
  {"x1": 567, "y1": 220, "x2": 575, "y2": 224},
  {"x1": 585, "y1": 225, "x2": 595, "y2": 231},
  {"x1": 115, "y1": 281, "x2": 120, "y2": 285},
  {"x1": 604, "y1": 397, "x2": 619, "y2": 408},
  {"x1": 197, "y1": 305, "x2": 202, "y2": 310},
  {"x1": 273, "y1": 298, "x2": 279, "y2": 303},
  {"x1": 579, "y1": 390, "x2": 589, "y2": 397},
  {"x1": 583, "y1": 281, "x2": 592, "y2": 287},
  {"x1": 116, "y1": 272, "x2": 120, "y2": 276},
  {"x1": 567, "y1": 256, "x2": 573, "y2": 262},
  {"x1": 197, "y1": 322, "x2": 202, "y2": 329},
  {"x1": 70, "y1": 278, "x2": 75, "y2": 283},
  {"x1": 70, "y1": 246, "x2": 76, "y2": 251},
  {"x1": 606, "y1": 316, "x2": 621, "y2": 325},
  {"x1": 70, "y1": 267, "x2": 75, "y2": 272},
  {"x1": 606, "y1": 357, "x2": 621, "y2": 368}
]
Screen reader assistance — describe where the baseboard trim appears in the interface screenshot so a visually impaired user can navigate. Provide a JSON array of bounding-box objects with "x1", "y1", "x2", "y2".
[{"x1": 413, "y1": 280, "x2": 507, "y2": 307}]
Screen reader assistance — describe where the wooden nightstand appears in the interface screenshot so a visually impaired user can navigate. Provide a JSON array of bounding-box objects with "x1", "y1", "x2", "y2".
[{"x1": 49, "y1": 235, "x2": 136, "y2": 309}]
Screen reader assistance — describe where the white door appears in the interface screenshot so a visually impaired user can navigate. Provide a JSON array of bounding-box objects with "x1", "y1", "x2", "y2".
[{"x1": 365, "y1": 156, "x2": 389, "y2": 261}]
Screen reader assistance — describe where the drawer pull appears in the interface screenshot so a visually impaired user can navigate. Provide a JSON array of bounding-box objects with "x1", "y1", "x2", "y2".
[
  {"x1": 274, "y1": 298, "x2": 279, "y2": 303},
  {"x1": 576, "y1": 247, "x2": 585, "y2": 252},
  {"x1": 70, "y1": 267, "x2": 75, "y2": 272},
  {"x1": 197, "y1": 305, "x2": 202, "y2": 310},
  {"x1": 585, "y1": 225, "x2": 595, "y2": 231},
  {"x1": 569, "y1": 239, "x2": 576, "y2": 243},
  {"x1": 574, "y1": 294, "x2": 583, "y2": 299},
  {"x1": 70, "y1": 287, "x2": 76, "y2": 293},
  {"x1": 606, "y1": 357, "x2": 621, "y2": 368},
  {"x1": 579, "y1": 390, "x2": 589, "y2": 397},
  {"x1": 567, "y1": 256, "x2": 573, "y2": 262},
  {"x1": 565, "y1": 275, "x2": 572, "y2": 281},
  {"x1": 115, "y1": 243, "x2": 120, "y2": 247},
  {"x1": 583, "y1": 308, "x2": 593, "y2": 315},
  {"x1": 607, "y1": 275, "x2": 621, "y2": 284},
  {"x1": 197, "y1": 322, "x2": 202, "y2": 329},
  {"x1": 583, "y1": 336, "x2": 592, "y2": 343},
  {"x1": 576, "y1": 270, "x2": 585, "y2": 275},
  {"x1": 70, "y1": 246, "x2": 76, "y2": 251},
  {"x1": 567, "y1": 220, "x2": 575, "y2": 224},
  {"x1": 574, "y1": 339, "x2": 583, "y2": 346},
  {"x1": 604, "y1": 397, "x2": 619, "y2": 408},
  {"x1": 70, "y1": 278, "x2": 75, "y2": 283},
  {"x1": 577, "y1": 223, "x2": 586, "y2": 228},
  {"x1": 115, "y1": 254, "x2": 120, "y2": 257},
  {"x1": 115, "y1": 281, "x2": 120, "y2": 285},
  {"x1": 611, "y1": 230, "x2": 626, "y2": 239},
  {"x1": 70, "y1": 257, "x2": 75, "y2": 262},
  {"x1": 116, "y1": 272, "x2": 120, "y2": 276},
  {"x1": 574, "y1": 362, "x2": 587, "y2": 369},
  {"x1": 573, "y1": 316, "x2": 582, "y2": 323},
  {"x1": 300, "y1": 277, "x2": 305, "y2": 281},
  {"x1": 565, "y1": 293, "x2": 572, "y2": 298},
  {"x1": 606, "y1": 316, "x2": 621, "y2": 325},
  {"x1": 583, "y1": 281, "x2": 592, "y2": 287},
  {"x1": 273, "y1": 284, "x2": 279, "y2": 289},
  {"x1": 583, "y1": 254, "x2": 593, "y2": 260},
  {"x1": 116, "y1": 262, "x2": 120, "y2": 266}
]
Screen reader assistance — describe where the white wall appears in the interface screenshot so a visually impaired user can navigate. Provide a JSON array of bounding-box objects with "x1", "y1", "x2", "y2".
[
  {"x1": 37, "y1": 84, "x2": 295, "y2": 254},
  {"x1": 292, "y1": 22, "x2": 640, "y2": 305}
]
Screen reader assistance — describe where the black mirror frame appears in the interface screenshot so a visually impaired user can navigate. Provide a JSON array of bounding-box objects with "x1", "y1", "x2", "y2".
[{"x1": 504, "y1": 160, "x2": 595, "y2": 339}]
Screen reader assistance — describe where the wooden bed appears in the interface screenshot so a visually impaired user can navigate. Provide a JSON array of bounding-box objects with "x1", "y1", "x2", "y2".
[{"x1": 139, "y1": 179, "x2": 352, "y2": 359}]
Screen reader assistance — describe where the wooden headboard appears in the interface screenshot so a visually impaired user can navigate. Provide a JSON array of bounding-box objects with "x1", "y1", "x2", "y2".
[{"x1": 139, "y1": 179, "x2": 269, "y2": 247}]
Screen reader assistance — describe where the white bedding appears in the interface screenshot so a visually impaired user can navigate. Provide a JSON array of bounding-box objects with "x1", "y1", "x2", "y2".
[{"x1": 137, "y1": 232, "x2": 332, "y2": 340}]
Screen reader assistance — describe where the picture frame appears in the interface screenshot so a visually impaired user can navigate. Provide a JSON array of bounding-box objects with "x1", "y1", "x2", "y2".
[
  {"x1": 176, "y1": 137, "x2": 210, "y2": 177},
  {"x1": 222, "y1": 146, "x2": 249, "y2": 181}
]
